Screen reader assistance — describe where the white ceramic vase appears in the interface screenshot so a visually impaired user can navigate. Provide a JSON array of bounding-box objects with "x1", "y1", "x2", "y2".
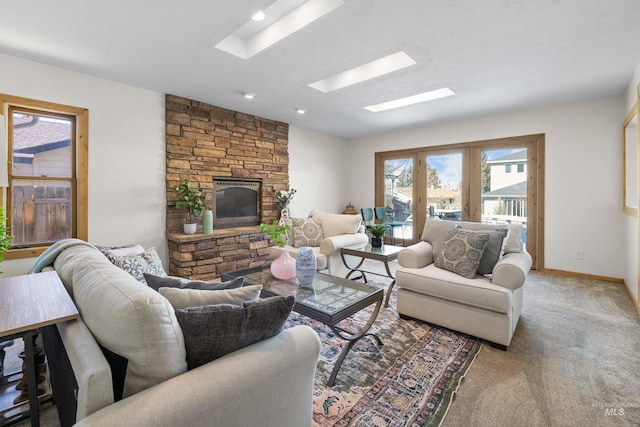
[
  {"x1": 183, "y1": 223, "x2": 197, "y2": 234},
  {"x1": 296, "y1": 246, "x2": 316, "y2": 286}
]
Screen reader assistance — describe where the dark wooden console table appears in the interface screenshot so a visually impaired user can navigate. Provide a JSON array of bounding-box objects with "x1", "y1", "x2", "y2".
[{"x1": 0, "y1": 272, "x2": 78, "y2": 427}]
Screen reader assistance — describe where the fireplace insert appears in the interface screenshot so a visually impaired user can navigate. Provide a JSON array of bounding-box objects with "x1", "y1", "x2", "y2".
[{"x1": 213, "y1": 178, "x2": 261, "y2": 228}]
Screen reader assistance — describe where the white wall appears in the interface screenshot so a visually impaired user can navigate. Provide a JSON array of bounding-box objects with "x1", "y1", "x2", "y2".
[
  {"x1": 1, "y1": 51, "x2": 634, "y2": 283},
  {"x1": 0, "y1": 53, "x2": 167, "y2": 276},
  {"x1": 288, "y1": 126, "x2": 349, "y2": 217},
  {"x1": 346, "y1": 96, "x2": 627, "y2": 279},
  {"x1": 623, "y1": 62, "x2": 640, "y2": 303},
  {"x1": 0, "y1": 53, "x2": 348, "y2": 276}
]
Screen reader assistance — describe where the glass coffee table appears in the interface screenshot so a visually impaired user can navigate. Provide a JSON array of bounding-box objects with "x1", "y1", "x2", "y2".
[{"x1": 221, "y1": 266, "x2": 383, "y2": 386}]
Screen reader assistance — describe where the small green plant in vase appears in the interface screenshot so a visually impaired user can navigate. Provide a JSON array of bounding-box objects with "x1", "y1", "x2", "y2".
[
  {"x1": 173, "y1": 179, "x2": 207, "y2": 234},
  {"x1": 260, "y1": 220, "x2": 296, "y2": 280},
  {"x1": 259, "y1": 220, "x2": 291, "y2": 247},
  {"x1": 366, "y1": 224, "x2": 389, "y2": 248}
]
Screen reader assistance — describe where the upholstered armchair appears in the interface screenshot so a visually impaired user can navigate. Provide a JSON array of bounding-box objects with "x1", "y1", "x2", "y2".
[
  {"x1": 395, "y1": 218, "x2": 532, "y2": 349},
  {"x1": 268, "y1": 210, "x2": 368, "y2": 278}
]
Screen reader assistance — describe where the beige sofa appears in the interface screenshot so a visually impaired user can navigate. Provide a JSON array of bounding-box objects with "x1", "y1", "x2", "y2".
[
  {"x1": 396, "y1": 219, "x2": 532, "y2": 349},
  {"x1": 31, "y1": 240, "x2": 321, "y2": 427},
  {"x1": 269, "y1": 209, "x2": 369, "y2": 278}
]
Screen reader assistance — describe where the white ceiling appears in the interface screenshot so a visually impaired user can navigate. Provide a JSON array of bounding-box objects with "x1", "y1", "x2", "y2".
[{"x1": 1, "y1": 0, "x2": 639, "y2": 139}]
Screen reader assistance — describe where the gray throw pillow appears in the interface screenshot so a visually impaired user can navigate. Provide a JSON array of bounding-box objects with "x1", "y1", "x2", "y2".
[
  {"x1": 143, "y1": 273, "x2": 244, "y2": 292},
  {"x1": 434, "y1": 228, "x2": 490, "y2": 279},
  {"x1": 175, "y1": 295, "x2": 295, "y2": 369},
  {"x1": 469, "y1": 228, "x2": 508, "y2": 275}
]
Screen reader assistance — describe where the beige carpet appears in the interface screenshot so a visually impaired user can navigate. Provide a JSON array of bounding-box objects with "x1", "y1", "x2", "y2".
[
  {"x1": 5, "y1": 264, "x2": 639, "y2": 427},
  {"x1": 440, "y1": 270, "x2": 640, "y2": 427}
]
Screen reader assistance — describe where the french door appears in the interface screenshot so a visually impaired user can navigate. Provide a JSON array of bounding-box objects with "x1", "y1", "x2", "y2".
[{"x1": 375, "y1": 134, "x2": 543, "y2": 270}]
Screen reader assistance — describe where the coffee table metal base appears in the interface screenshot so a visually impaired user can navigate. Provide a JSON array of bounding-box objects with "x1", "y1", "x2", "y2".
[
  {"x1": 221, "y1": 266, "x2": 384, "y2": 387},
  {"x1": 327, "y1": 298, "x2": 383, "y2": 387},
  {"x1": 340, "y1": 245, "x2": 402, "y2": 308}
]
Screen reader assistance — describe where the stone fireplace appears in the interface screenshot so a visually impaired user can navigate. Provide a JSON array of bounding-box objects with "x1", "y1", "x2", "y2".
[{"x1": 165, "y1": 94, "x2": 289, "y2": 280}]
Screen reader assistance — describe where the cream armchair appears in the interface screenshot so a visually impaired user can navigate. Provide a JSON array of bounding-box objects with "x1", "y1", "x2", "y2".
[
  {"x1": 395, "y1": 218, "x2": 532, "y2": 349},
  {"x1": 269, "y1": 210, "x2": 368, "y2": 278}
]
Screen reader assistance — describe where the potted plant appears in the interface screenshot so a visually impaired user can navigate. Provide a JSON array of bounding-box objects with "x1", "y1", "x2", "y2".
[
  {"x1": 260, "y1": 220, "x2": 296, "y2": 280},
  {"x1": 366, "y1": 224, "x2": 389, "y2": 248},
  {"x1": 0, "y1": 208, "x2": 14, "y2": 273},
  {"x1": 173, "y1": 179, "x2": 207, "y2": 234}
]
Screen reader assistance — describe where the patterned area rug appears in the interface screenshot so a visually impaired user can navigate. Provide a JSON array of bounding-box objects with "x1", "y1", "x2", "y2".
[{"x1": 285, "y1": 284, "x2": 482, "y2": 427}]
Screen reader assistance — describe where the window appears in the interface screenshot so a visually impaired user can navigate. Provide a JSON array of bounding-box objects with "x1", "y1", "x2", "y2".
[
  {"x1": 375, "y1": 134, "x2": 544, "y2": 270},
  {"x1": 1, "y1": 94, "x2": 88, "y2": 259}
]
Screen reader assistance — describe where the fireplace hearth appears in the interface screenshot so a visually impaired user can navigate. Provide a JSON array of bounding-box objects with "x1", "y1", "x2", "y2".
[{"x1": 213, "y1": 178, "x2": 261, "y2": 229}]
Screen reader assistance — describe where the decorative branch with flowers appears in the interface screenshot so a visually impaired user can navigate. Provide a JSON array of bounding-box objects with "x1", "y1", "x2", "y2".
[{"x1": 275, "y1": 187, "x2": 297, "y2": 205}]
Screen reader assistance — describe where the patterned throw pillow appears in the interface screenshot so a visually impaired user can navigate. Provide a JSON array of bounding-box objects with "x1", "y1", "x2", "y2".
[
  {"x1": 105, "y1": 247, "x2": 166, "y2": 283},
  {"x1": 434, "y1": 228, "x2": 490, "y2": 279},
  {"x1": 291, "y1": 217, "x2": 324, "y2": 247}
]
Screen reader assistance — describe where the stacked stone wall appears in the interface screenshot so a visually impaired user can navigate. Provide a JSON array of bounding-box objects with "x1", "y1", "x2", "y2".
[{"x1": 165, "y1": 94, "x2": 288, "y2": 279}]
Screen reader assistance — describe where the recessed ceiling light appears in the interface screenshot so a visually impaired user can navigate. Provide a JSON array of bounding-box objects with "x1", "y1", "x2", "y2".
[
  {"x1": 216, "y1": 0, "x2": 345, "y2": 59},
  {"x1": 365, "y1": 88, "x2": 455, "y2": 112},
  {"x1": 244, "y1": 92, "x2": 255, "y2": 99},
  {"x1": 252, "y1": 11, "x2": 265, "y2": 21},
  {"x1": 309, "y1": 51, "x2": 416, "y2": 93},
  {"x1": 295, "y1": 108, "x2": 306, "y2": 114}
]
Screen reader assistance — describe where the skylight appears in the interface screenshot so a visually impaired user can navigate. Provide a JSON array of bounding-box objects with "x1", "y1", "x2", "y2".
[
  {"x1": 308, "y1": 51, "x2": 416, "y2": 93},
  {"x1": 216, "y1": 0, "x2": 345, "y2": 59},
  {"x1": 364, "y1": 88, "x2": 455, "y2": 113}
]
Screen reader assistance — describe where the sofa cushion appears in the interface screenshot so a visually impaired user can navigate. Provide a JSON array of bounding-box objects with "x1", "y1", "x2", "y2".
[
  {"x1": 434, "y1": 228, "x2": 490, "y2": 279},
  {"x1": 175, "y1": 295, "x2": 295, "y2": 369},
  {"x1": 143, "y1": 273, "x2": 245, "y2": 292},
  {"x1": 421, "y1": 218, "x2": 456, "y2": 260},
  {"x1": 422, "y1": 218, "x2": 524, "y2": 258},
  {"x1": 158, "y1": 285, "x2": 262, "y2": 310},
  {"x1": 503, "y1": 225, "x2": 524, "y2": 253},
  {"x1": 104, "y1": 247, "x2": 166, "y2": 283},
  {"x1": 308, "y1": 210, "x2": 361, "y2": 238},
  {"x1": 396, "y1": 264, "x2": 512, "y2": 313},
  {"x1": 60, "y1": 245, "x2": 188, "y2": 398},
  {"x1": 291, "y1": 217, "x2": 324, "y2": 247},
  {"x1": 474, "y1": 228, "x2": 508, "y2": 275},
  {"x1": 456, "y1": 221, "x2": 523, "y2": 254}
]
